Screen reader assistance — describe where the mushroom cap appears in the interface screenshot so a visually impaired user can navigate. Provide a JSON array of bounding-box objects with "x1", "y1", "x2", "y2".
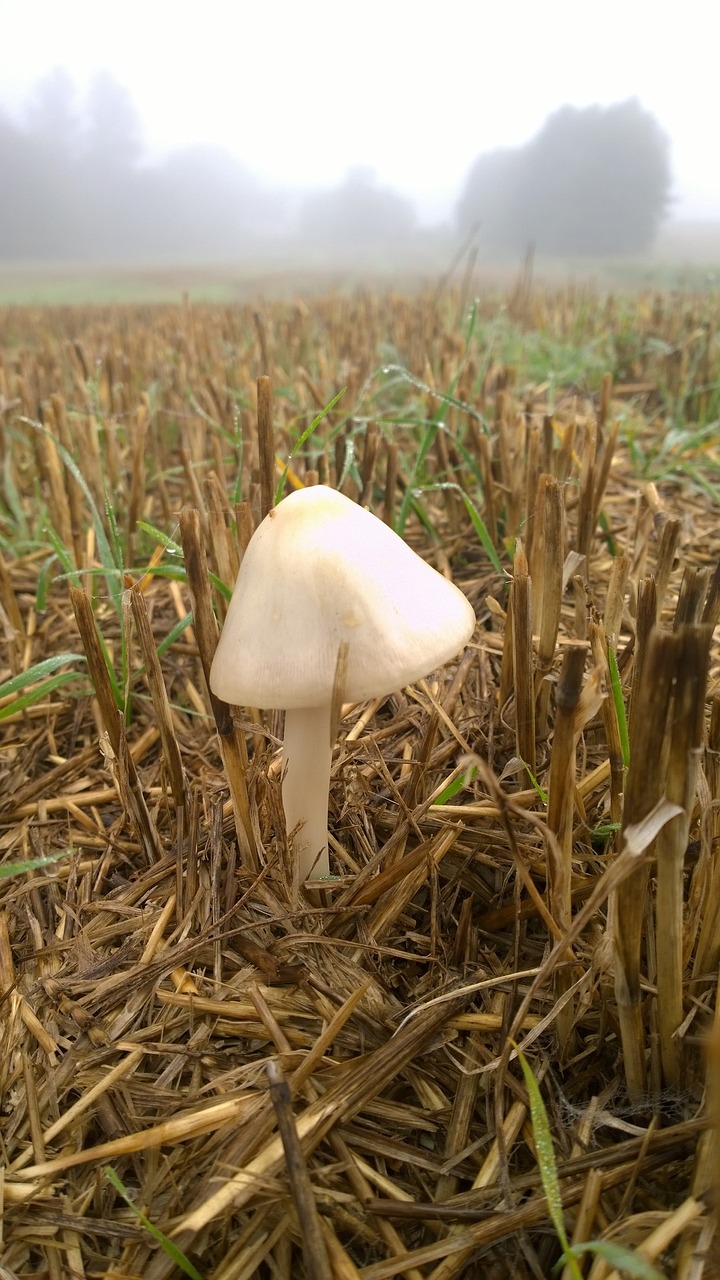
[{"x1": 210, "y1": 484, "x2": 475, "y2": 709}]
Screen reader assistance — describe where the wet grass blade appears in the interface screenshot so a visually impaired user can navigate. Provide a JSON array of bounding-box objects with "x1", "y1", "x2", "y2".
[
  {"x1": 514, "y1": 1044, "x2": 581, "y2": 1279},
  {"x1": 275, "y1": 387, "x2": 346, "y2": 504},
  {"x1": 0, "y1": 849, "x2": 73, "y2": 880},
  {"x1": 104, "y1": 1167, "x2": 204, "y2": 1280}
]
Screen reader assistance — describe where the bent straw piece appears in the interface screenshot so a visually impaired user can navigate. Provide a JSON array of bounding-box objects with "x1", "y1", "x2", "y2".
[
  {"x1": 179, "y1": 506, "x2": 257, "y2": 869},
  {"x1": 266, "y1": 1059, "x2": 332, "y2": 1280},
  {"x1": 655, "y1": 624, "x2": 711, "y2": 1087},
  {"x1": 176, "y1": 989, "x2": 471, "y2": 1235},
  {"x1": 545, "y1": 645, "x2": 587, "y2": 1054},
  {"x1": 511, "y1": 540, "x2": 536, "y2": 780},
  {"x1": 15, "y1": 1094, "x2": 257, "y2": 1180},
  {"x1": 70, "y1": 585, "x2": 161, "y2": 864},
  {"x1": 694, "y1": 697, "x2": 720, "y2": 976},
  {"x1": 615, "y1": 627, "x2": 680, "y2": 1098}
]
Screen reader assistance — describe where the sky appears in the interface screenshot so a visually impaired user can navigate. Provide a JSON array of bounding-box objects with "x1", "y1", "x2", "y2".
[{"x1": 0, "y1": 0, "x2": 717, "y2": 224}]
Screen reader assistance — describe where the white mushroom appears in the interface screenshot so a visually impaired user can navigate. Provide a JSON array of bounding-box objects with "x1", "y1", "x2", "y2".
[{"x1": 210, "y1": 485, "x2": 475, "y2": 882}]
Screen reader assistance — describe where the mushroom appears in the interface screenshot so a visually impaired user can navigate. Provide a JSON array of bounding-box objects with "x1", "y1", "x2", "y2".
[{"x1": 210, "y1": 484, "x2": 475, "y2": 882}]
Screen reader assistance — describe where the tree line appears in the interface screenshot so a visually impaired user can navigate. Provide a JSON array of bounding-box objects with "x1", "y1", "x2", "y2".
[
  {"x1": 456, "y1": 99, "x2": 671, "y2": 255},
  {"x1": 0, "y1": 72, "x2": 672, "y2": 262}
]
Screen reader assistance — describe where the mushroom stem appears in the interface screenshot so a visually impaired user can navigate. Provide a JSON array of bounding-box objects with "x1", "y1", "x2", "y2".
[{"x1": 282, "y1": 704, "x2": 332, "y2": 882}]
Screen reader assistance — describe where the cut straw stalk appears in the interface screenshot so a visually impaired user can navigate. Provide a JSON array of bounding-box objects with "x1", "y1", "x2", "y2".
[
  {"x1": 694, "y1": 696, "x2": 720, "y2": 976},
  {"x1": 546, "y1": 645, "x2": 586, "y2": 1055},
  {"x1": 495, "y1": 392, "x2": 525, "y2": 537},
  {"x1": 653, "y1": 516, "x2": 681, "y2": 619},
  {"x1": 179, "y1": 507, "x2": 257, "y2": 869},
  {"x1": 674, "y1": 563, "x2": 710, "y2": 628},
  {"x1": 524, "y1": 425, "x2": 541, "y2": 568},
  {"x1": 266, "y1": 1059, "x2": 331, "y2": 1280},
  {"x1": 591, "y1": 415, "x2": 619, "y2": 535},
  {"x1": 248, "y1": 989, "x2": 414, "y2": 1280},
  {"x1": 603, "y1": 551, "x2": 629, "y2": 646},
  {"x1": 615, "y1": 627, "x2": 679, "y2": 1098},
  {"x1": 257, "y1": 373, "x2": 275, "y2": 520},
  {"x1": 576, "y1": 416, "x2": 596, "y2": 564},
  {"x1": 14, "y1": 1095, "x2": 256, "y2": 1180},
  {"x1": 360, "y1": 419, "x2": 380, "y2": 508},
  {"x1": 422, "y1": 1078, "x2": 544, "y2": 1280},
  {"x1": 125, "y1": 401, "x2": 148, "y2": 566},
  {"x1": 533, "y1": 475, "x2": 564, "y2": 736},
  {"x1": 170, "y1": 986, "x2": 472, "y2": 1242},
  {"x1": 655, "y1": 624, "x2": 710, "y2": 1087},
  {"x1": 692, "y1": 975, "x2": 720, "y2": 1258},
  {"x1": 589, "y1": 622, "x2": 625, "y2": 828},
  {"x1": 434, "y1": 1032, "x2": 482, "y2": 1202},
  {"x1": 382, "y1": 440, "x2": 399, "y2": 526},
  {"x1": 205, "y1": 473, "x2": 240, "y2": 610},
  {"x1": 50, "y1": 391, "x2": 85, "y2": 569},
  {"x1": 39, "y1": 408, "x2": 73, "y2": 552},
  {"x1": 626, "y1": 576, "x2": 657, "y2": 748},
  {"x1": 70, "y1": 585, "x2": 161, "y2": 864},
  {"x1": 511, "y1": 541, "x2": 536, "y2": 780},
  {"x1": 129, "y1": 585, "x2": 186, "y2": 819}
]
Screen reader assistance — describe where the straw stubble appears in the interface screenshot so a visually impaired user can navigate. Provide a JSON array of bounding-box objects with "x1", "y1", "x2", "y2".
[
  {"x1": 655, "y1": 624, "x2": 711, "y2": 1087},
  {"x1": 614, "y1": 627, "x2": 680, "y2": 1097}
]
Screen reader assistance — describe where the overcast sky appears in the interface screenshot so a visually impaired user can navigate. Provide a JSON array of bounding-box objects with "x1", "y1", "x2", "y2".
[{"x1": 1, "y1": 0, "x2": 717, "y2": 223}]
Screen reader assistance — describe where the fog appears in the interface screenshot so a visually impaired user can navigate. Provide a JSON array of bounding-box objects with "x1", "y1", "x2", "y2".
[{"x1": 1, "y1": 0, "x2": 718, "y2": 267}]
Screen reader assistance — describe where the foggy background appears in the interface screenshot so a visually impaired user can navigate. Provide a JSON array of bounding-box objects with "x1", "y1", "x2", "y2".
[{"x1": 0, "y1": 0, "x2": 717, "y2": 270}]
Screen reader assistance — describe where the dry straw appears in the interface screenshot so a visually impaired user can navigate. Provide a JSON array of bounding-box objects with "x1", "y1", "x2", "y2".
[{"x1": 0, "y1": 285, "x2": 717, "y2": 1276}]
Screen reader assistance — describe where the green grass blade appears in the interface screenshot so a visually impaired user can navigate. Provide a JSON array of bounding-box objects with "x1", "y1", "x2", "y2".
[
  {"x1": 95, "y1": 623, "x2": 124, "y2": 712},
  {"x1": 522, "y1": 760, "x2": 549, "y2": 804},
  {"x1": 22, "y1": 418, "x2": 123, "y2": 612},
  {"x1": 685, "y1": 463, "x2": 720, "y2": 505},
  {"x1": 156, "y1": 612, "x2": 194, "y2": 658},
  {"x1": 1, "y1": 849, "x2": 73, "y2": 880},
  {"x1": 275, "y1": 387, "x2": 346, "y2": 504},
  {"x1": 452, "y1": 429, "x2": 488, "y2": 492},
  {"x1": 598, "y1": 509, "x2": 618, "y2": 557},
  {"x1": 434, "y1": 766, "x2": 478, "y2": 806},
  {"x1": 514, "y1": 1044, "x2": 581, "y2": 1279},
  {"x1": 45, "y1": 522, "x2": 80, "y2": 585},
  {"x1": 374, "y1": 364, "x2": 484, "y2": 425},
  {"x1": 104, "y1": 1167, "x2": 205, "y2": 1280},
  {"x1": 0, "y1": 654, "x2": 86, "y2": 699},
  {"x1": 397, "y1": 422, "x2": 440, "y2": 535},
  {"x1": 336, "y1": 435, "x2": 356, "y2": 492},
  {"x1": 560, "y1": 1240, "x2": 663, "y2": 1278},
  {"x1": 608, "y1": 645, "x2": 630, "y2": 768},
  {"x1": 135, "y1": 522, "x2": 183, "y2": 556},
  {"x1": 35, "y1": 554, "x2": 57, "y2": 611},
  {"x1": 459, "y1": 490, "x2": 506, "y2": 576},
  {"x1": 105, "y1": 491, "x2": 125, "y2": 570},
  {"x1": 2, "y1": 451, "x2": 29, "y2": 540},
  {"x1": 0, "y1": 671, "x2": 88, "y2": 721}
]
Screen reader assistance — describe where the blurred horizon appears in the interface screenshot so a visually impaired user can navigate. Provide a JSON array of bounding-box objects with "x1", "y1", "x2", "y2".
[
  {"x1": 0, "y1": 70, "x2": 712, "y2": 269},
  {"x1": 1, "y1": 0, "x2": 719, "y2": 281},
  {"x1": 2, "y1": 1, "x2": 719, "y2": 224}
]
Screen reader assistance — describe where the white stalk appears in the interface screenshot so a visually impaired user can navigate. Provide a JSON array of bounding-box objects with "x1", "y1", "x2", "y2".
[{"x1": 282, "y1": 704, "x2": 332, "y2": 882}]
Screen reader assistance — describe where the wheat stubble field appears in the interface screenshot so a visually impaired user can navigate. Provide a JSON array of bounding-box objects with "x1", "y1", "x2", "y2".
[{"x1": 1, "y1": 281, "x2": 719, "y2": 1279}]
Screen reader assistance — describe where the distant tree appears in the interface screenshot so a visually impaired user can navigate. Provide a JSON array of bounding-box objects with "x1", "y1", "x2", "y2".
[
  {"x1": 298, "y1": 166, "x2": 417, "y2": 250},
  {"x1": 457, "y1": 99, "x2": 671, "y2": 255},
  {"x1": 24, "y1": 67, "x2": 81, "y2": 160},
  {"x1": 0, "y1": 101, "x2": 80, "y2": 259},
  {"x1": 72, "y1": 72, "x2": 146, "y2": 259},
  {"x1": 19, "y1": 68, "x2": 83, "y2": 257},
  {"x1": 0, "y1": 70, "x2": 290, "y2": 263},
  {"x1": 81, "y1": 71, "x2": 143, "y2": 171},
  {"x1": 455, "y1": 148, "x2": 522, "y2": 248},
  {"x1": 139, "y1": 145, "x2": 289, "y2": 259}
]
